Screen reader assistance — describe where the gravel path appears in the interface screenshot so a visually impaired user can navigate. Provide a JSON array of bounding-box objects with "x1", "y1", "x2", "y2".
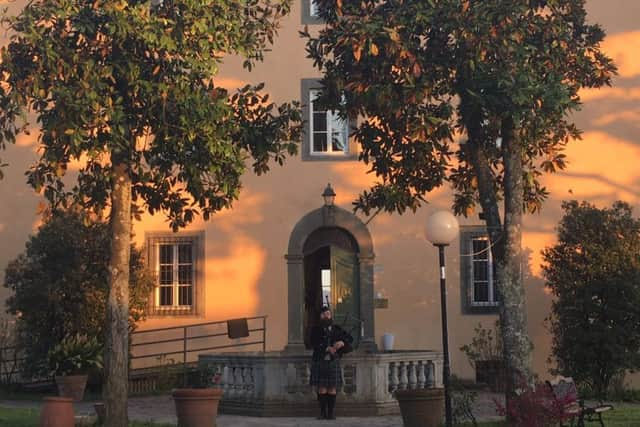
[{"x1": 1, "y1": 391, "x2": 506, "y2": 426}]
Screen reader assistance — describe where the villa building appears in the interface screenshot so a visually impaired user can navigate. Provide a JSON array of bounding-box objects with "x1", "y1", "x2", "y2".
[{"x1": 0, "y1": 0, "x2": 639, "y2": 410}]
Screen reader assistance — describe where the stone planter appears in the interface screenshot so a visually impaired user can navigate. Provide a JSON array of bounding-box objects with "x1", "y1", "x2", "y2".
[
  {"x1": 395, "y1": 388, "x2": 444, "y2": 427},
  {"x1": 40, "y1": 396, "x2": 74, "y2": 427},
  {"x1": 173, "y1": 388, "x2": 223, "y2": 427},
  {"x1": 475, "y1": 359, "x2": 506, "y2": 392},
  {"x1": 55, "y1": 374, "x2": 88, "y2": 401}
]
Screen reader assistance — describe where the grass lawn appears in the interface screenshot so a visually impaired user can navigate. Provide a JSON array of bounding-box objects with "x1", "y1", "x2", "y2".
[
  {"x1": 0, "y1": 407, "x2": 175, "y2": 427},
  {"x1": 467, "y1": 404, "x2": 640, "y2": 427}
]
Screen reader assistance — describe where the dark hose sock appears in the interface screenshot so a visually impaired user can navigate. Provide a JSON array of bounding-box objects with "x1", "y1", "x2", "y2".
[
  {"x1": 317, "y1": 393, "x2": 328, "y2": 419},
  {"x1": 327, "y1": 394, "x2": 336, "y2": 420}
]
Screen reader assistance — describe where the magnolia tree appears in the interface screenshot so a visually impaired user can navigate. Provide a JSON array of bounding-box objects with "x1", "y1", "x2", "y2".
[
  {"x1": 304, "y1": 0, "x2": 615, "y2": 401},
  {"x1": 0, "y1": 1, "x2": 301, "y2": 425}
]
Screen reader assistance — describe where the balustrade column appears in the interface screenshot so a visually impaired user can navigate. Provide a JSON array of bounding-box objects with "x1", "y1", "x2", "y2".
[
  {"x1": 389, "y1": 362, "x2": 398, "y2": 393},
  {"x1": 417, "y1": 361, "x2": 426, "y2": 388},
  {"x1": 399, "y1": 362, "x2": 408, "y2": 390},
  {"x1": 408, "y1": 361, "x2": 417, "y2": 390}
]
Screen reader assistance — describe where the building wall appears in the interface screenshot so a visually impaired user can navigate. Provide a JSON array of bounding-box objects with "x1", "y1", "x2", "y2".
[{"x1": 1, "y1": 0, "x2": 639, "y2": 385}]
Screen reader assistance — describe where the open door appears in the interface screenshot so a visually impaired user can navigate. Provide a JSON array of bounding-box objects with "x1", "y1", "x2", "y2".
[{"x1": 331, "y1": 246, "x2": 360, "y2": 345}]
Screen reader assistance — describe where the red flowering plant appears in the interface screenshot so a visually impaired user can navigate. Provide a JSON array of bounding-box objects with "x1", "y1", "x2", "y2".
[
  {"x1": 494, "y1": 376, "x2": 574, "y2": 426},
  {"x1": 196, "y1": 365, "x2": 223, "y2": 389}
]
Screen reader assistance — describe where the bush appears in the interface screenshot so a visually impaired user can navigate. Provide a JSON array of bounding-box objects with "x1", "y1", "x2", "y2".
[
  {"x1": 3, "y1": 208, "x2": 154, "y2": 378},
  {"x1": 494, "y1": 377, "x2": 571, "y2": 427},
  {"x1": 542, "y1": 201, "x2": 640, "y2": 398}
]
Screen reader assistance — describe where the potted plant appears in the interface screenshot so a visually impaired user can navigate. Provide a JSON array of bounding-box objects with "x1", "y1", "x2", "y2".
[
  {"x1": 172, "y1": 364, "x2": 223, "y2": 427},
  {"x1": 47, "y1": 334, "x2": 103, "y2": 401},
  {"x1": 460, "y1": 321, "x2": 506, "y2": 392},
  {"x1": 394, "y1": 388, "x2": 445, "y2": 427}
]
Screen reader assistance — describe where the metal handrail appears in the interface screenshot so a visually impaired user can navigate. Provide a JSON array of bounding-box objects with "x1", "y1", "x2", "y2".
[{"x1": 130, "y1": 315, "x2": 267, "y2": 386}]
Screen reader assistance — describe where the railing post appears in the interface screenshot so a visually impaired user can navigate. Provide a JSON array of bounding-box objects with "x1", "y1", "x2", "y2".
[
  {"x1": 183, "y1": 326, "x2": 188, "y2": 387},
  {"x1": 262, "y1": 316, "x2": 266, "y2": 353}
]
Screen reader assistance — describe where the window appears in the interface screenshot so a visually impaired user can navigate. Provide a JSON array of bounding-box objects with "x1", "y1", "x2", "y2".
[
  {"x1": 470, "y1": 237, "x2": 498, "y2": 306},
  {"x1": 302, "y1": 0, "x2": 323, "y2": 24},
  {"x1": 460, "y1": 227, "x2": 500, "y2": 314},
  {"x1": 301, "y1": 79, "x2": 357, "y2": 161},
  {"x1": 147, "y1": 232, "x2": 204, "y2": 316},
  {"x1": 309, "y1": 89, "x2": 349, "y2": 155}
]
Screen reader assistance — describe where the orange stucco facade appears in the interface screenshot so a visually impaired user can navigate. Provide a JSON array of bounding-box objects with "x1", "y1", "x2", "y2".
[{"x1": 1, "y1": 0, "x2": 639, "y2": 386}]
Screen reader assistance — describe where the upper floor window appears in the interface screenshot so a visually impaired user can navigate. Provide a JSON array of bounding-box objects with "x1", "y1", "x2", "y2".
[
  {"x1": 301, "y1": 79, "x2": 357, "y2": 161},
  {"x1": 303, "y1": 0, "x2": 323, "y2": 24},
  {"x1": 309, "y1": 89, "x2": 349, "y2": 155},
  {"x1": 461, "y1": 227, "x2": 500, "y2": 314},
  {"x1": 146, "y1": 232, "x2": 204, "y2": 316},
  {"x1": 310, "y1": 0, "x2": 319, "y2": 17}
]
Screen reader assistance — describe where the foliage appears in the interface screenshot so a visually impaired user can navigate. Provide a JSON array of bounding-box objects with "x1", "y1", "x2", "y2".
[
  {"x1": 3, "y1": 208, "x2": 154, "y2": 377},
  {"x1": 494, "y1": 377, "x2": 571, "y2": 427},
  {"x1": 460, "y1": 321, "x2": 504, "y2": 368},
  {"x1": 195, "y1": 363, "x2": 223, "y2": 389},
  {"x1": 0, "y1": 0, "x2": 302, "y2": 228},
  {"x1": 542, "y1": 200, "x2": 640, "y2": 399},
  {"x1": 0, "y1": 319, "x2": 20, "y2": 386},
  {"x1": 302, "y1": 0, "x2": 615, "y2": 216},
  {"x1": 451, "y1": 376, "x2": 479, "y2": 427},
  {"x1": 46, "y1": 334, "x2": 103, "y2": 377},
  {"x1": 303, "y1": 0, "x2": 616, "y2": 392}
]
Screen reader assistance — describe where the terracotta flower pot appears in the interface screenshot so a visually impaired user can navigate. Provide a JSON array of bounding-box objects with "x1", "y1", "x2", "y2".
[
  {"x1": 40, "y1": 396, "x2": 74, "y2": 427},
  {"x1": 94, "y1": 403, "x2": 105, "y2": 424},
  {"x1": 56, "y1": 374, "x2": 88, "y2": 401},
  {"x1": 173, "y1": 388, "x2": 223, "y2": 427},
  {"x1": 395, "y1": 388, "x2": 445, "y2": 427}
]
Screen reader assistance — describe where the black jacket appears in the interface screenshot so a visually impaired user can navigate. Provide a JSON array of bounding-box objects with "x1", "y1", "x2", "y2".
[{"x1": 310, "y1": 323, "x2": 354, "y2": 361}]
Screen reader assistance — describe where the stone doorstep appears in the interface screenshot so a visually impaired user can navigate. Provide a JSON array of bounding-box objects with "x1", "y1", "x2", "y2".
[{"x1": 220, "y1": 399, "x2": 400, "y2": 417}]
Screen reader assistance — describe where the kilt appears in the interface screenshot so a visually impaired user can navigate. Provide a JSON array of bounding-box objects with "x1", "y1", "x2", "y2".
[{"x1": 309, "y1": 357, "x2": 343, "y2": 389}]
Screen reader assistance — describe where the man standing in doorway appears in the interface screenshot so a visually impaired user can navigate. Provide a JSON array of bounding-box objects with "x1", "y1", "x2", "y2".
[{"x1": 309, "y1": 306, "x2": 354, "y2": 420}]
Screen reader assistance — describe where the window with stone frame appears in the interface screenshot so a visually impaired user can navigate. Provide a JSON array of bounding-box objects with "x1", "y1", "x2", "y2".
[
  {"x1": 301, "y1": 79, "x2": 357, "y2": 161},
  {"x1": 309, "y1": 89, "x2": 349, "y2": 156},
  {"x1": 146, "y1": 232, "x2": 204, "y2": 316},
  {"x1": 460, "y1": 227, "x2": 500, "y2": 314}
]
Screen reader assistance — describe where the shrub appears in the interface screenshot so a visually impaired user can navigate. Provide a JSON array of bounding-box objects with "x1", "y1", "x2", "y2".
[
  {"x1": 542, "y1": 201, "x2": 640, "y2": 398},
  {"x1": 494, "y1": 378, "x2": 571, "y2": 427},
  {"x1": 3, "y1": 208, "x2": 154, "y2": 377}
]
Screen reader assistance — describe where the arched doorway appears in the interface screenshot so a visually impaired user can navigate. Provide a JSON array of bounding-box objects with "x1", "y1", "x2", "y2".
[
  {"x1": 303, "y1": 227, "x2": 360, "y2": 349},
  {"x1": 285, "y1": 206, "x2": 376, "y2": 353}
]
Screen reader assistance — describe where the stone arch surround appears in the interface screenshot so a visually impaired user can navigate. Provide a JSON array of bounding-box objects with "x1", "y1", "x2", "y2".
[{"x1": 285, "y1": 205, "x2": 377, "y2": 353}]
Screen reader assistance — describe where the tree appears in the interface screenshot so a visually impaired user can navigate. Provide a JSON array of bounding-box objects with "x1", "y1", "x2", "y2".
[
  {"x1": 3, "y1": 208, "x2": 154, "y2": 378},
  {"x1": 542, "y1": 201, "x2": 640, "y2": 398},
  {"x1": 0, "y1": 1, "x2": 301, "y2": 424},
  {"x1": 303, "y1": 0, "x2": 615, "y2": 401}
]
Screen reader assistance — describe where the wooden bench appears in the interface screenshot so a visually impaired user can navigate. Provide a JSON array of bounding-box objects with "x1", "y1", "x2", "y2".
[{"x1": 546, "y1": 377, "x2": 613, "y2": 427}]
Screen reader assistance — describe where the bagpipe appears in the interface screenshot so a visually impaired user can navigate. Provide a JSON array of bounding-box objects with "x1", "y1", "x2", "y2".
[{"x1": 323, "y1": 295, "x2": 363, "y2": 352}]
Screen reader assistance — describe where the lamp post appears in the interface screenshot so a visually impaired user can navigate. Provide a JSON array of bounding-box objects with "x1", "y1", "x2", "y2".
[{"x1": 424, "y1": 210, "x2": 459, "y2": 427}]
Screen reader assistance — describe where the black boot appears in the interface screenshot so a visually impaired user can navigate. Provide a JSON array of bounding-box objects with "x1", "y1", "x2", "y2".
[
  {"x1": 327, "y1": 394, "x2": 336, "y2": 420},
  {"x1": 317, "y1": 393, "x2": 328, "y2": 419}
]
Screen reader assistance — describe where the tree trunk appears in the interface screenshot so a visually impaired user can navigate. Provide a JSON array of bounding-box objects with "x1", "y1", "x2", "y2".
[
  {"x1": 104, "y1": 161, "x2": 131, "y2": 427},
  {"x1": 465, "y1": 110, "x2": 532, "y2": 415},
  {"x1": 499, "y1": 116, "x2": 532, "y2": 395}
]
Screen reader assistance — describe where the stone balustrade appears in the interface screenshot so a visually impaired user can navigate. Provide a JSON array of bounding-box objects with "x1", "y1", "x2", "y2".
[{"x1": 199, "y1": 349, "x2": 442, "y2": 417}]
